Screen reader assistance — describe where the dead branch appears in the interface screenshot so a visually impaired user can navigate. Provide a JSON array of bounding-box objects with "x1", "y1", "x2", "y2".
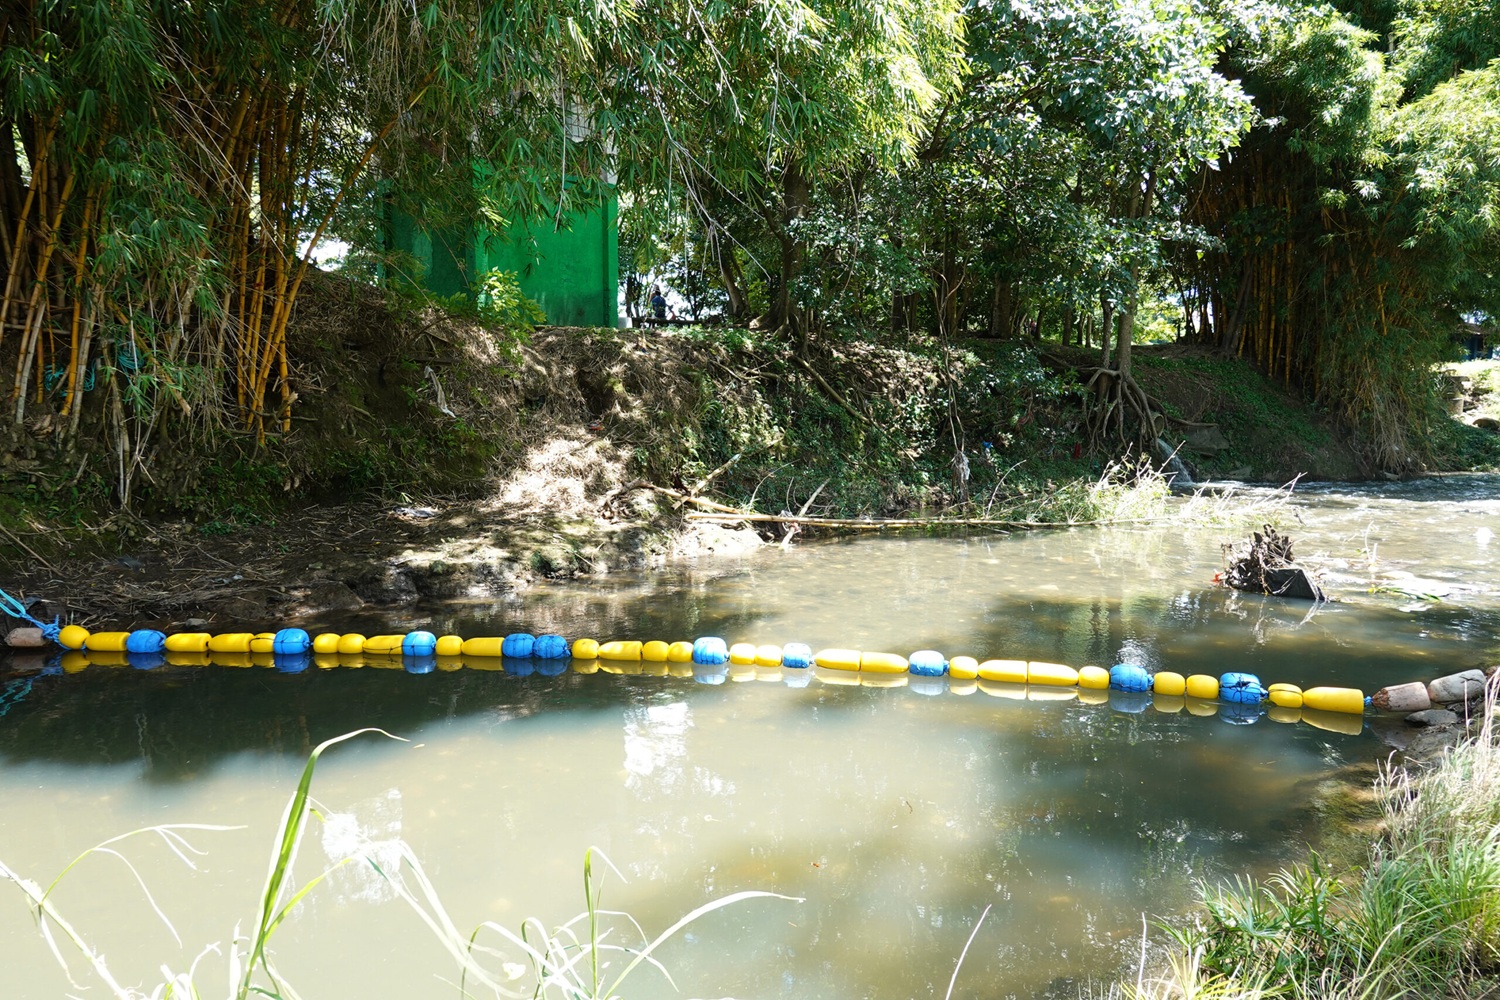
[{"x1": 685, "y1": 510, "x2": 1169, "y2": 531}]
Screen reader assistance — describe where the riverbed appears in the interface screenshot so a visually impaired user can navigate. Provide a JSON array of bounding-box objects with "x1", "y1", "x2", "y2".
[{"x1": 1, "y1": 476, "x2": 1496, "y2": 999}]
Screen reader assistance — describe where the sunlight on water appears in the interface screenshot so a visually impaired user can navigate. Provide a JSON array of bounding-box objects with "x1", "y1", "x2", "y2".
[{"x1": 3, "y1": 476, "x2": 1498, "y2": 999}]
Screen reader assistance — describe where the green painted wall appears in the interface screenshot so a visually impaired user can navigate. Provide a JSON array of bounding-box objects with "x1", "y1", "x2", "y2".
[{"x1": 386, "y1": 195, "x2": 619, "y2": 328}]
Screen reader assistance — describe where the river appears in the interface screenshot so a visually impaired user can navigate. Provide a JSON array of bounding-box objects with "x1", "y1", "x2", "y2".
[{"x1": 1, "y1": 475, "x2": 1496, "y2": 999}]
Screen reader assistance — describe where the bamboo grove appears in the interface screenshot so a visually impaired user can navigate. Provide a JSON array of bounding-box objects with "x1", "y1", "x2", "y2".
[
  {"x1": 1, "y1": 0, "x2": 962, "y2": 503},
  {"x1": 1, "y1": 0, "x2": 1496, "y2": 502}
]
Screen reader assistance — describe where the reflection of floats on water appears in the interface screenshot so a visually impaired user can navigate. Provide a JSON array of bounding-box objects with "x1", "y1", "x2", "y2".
[{"x1": 44, "y1": 647, "x2": 1363, "y2": 737}]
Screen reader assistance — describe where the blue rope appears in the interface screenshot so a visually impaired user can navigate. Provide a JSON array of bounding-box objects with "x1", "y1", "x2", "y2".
[
  {"x1": 0, "y1": 586, "x2": 60, "y2": 642},
  {"x1": 42, "y1": 361, "x2": 97, "y2": 395},
  {"x1": 0, "y1": 677, "x2": 33, "y2": 719}
]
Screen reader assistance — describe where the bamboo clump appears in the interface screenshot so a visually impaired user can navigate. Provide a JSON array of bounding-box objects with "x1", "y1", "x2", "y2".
[{"x1": 0, "y1": 3, "x2": 461, "y2": 505}]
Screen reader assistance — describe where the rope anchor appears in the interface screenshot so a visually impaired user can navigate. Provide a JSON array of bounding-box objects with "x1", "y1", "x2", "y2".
[{"x1": 0, "y1": 587, "x2": 61, "y2": 643}]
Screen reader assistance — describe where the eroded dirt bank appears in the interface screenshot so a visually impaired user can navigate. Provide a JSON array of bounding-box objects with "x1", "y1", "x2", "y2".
[{"x1": 5, "y1": 273, "x2": 1491, "y2": 634}]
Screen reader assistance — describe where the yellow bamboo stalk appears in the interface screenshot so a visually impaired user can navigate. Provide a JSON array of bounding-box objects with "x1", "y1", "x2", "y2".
[
  {"x1": 59, "y1": 186, "x2": 99, "y2": 418},
  {"x1": 252, "y1": 74, "x2": 438, "y2": 432},
  {"x1": 0, "y1": 113, "x2": 61, "y2": 347},
  {"x1": 12, "y1": 167, "x2": 77, "y2": 421}
]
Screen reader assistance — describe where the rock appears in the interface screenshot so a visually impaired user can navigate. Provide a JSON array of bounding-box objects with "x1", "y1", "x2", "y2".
[
  {"x1": 1427, "y1": 670, "x2": 1486, "y2": 704},
  {"x1": 1472, "y1": 416, "x2": 1500, "y2": 432},
  {"x1": 1180, "y1": 425, "x2": 1231, "y2": 456},
  {"x1": 1406, "y1": 708, "x2": 1459, "y2": 727},
  {"x1": 1400, "y1": 726, "x2": 1463, "y2": 768},
  {"x1": 1370, "y1": 681, "x2": 1431, "y2": 713},
  {"x1": 300, "y1": 582, "x2": 366, "y2": 612},
  {"x1": 4, "y1": 627, "x2": 45, "y2": 647}
]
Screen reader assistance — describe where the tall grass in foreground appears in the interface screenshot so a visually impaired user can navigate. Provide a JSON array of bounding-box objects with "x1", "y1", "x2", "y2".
[
  {"x1": 1, "y1": 728, "x2": 799, "y2": 999},
  {"x1": 1121, "y1": 676, "x2": 1500, "y2": 1000}
]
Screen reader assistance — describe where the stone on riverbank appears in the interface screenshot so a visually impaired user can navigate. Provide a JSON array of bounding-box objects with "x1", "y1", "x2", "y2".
[
  {"x1": 1406, "y1": 708, "x2": 1460, "y2": 727},
  {"x1": 1428, "y1": 670, "x2": 1486, "y2": 704}
]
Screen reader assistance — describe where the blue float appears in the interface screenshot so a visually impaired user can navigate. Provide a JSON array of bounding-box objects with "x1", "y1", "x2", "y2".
[
  {"x1": 125, "y1": 629, "x2": 166, "y2": 654},
  {"x1": 1109, "y1": 664, "x2": 1152, "y2": 693},
  {"x1": 692, "y1": 637, "x2": 729, "y2": 665},
  {"x1": 502, "y1": 633, "x2": 535, "y2": 658},
  {"x1": 780, "y1": 642, "x2": 813, "y2": 669},
  {"x1": 1219, "y1": 672, "x2": 1265, "y2": 704},
  {"x1": 402, "y1": 631, "x2": 437, "y2": 656},
  {"x1": 273, "y1": 628, "x2": 311, "y2": 655},
  {"x1": 534, "y1": 634, "x2": 569, "y2": 659},
  {"x1": 909, "y1": 650, "x2": 947, "y2": 677}
]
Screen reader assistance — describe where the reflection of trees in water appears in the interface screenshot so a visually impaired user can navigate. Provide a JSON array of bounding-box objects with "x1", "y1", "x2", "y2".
[{"x1": 0, "y1": 668, "x2": 630, "y2": 778}]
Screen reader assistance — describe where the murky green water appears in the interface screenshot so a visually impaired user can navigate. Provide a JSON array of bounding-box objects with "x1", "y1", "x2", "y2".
[{"x1": 2, "y1": 476, "x2": 1497, "y2": 999}]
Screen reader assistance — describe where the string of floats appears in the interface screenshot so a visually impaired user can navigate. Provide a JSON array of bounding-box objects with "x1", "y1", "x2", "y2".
[{"x1": 37, "y1": 624, "x2": 1369, "y2": 729}]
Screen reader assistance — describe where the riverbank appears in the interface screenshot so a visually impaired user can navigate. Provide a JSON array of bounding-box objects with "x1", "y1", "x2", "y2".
[
  {"x1": 1131, "y1": 682, "x2": 1500, "y2": 1000},
  {"x1": 3, "y1": 272, "x2": 1499, "y2": 629}
]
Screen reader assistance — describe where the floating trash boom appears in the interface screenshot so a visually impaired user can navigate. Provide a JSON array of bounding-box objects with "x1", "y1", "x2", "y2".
[{"x1": 1, "y1": 624, "x2": 1379, "y2": 732}]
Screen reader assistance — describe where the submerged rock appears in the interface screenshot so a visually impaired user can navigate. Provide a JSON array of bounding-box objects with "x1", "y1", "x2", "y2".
[{"x1": 1406, "y1": 708, "x2": 1459, "y2": 727}]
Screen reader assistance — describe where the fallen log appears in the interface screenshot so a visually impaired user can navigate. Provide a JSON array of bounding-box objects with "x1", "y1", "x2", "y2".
[{"x1": 685, "y1": 510, "x2": 1169, "y2": 531}]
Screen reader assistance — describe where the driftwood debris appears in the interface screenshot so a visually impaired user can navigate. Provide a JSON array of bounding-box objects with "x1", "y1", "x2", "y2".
[
  {"x1": 1222, "y1": 524, "x2": 1326, "y2": 601},
  {"x1": 685, "y1": 510, "x2": 1165, "y2": 531},
  {"x1": 602, "y1": 476, "x2": 1171, "y2": 533}
]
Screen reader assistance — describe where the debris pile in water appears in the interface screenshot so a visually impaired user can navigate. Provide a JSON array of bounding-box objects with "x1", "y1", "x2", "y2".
[{"x1": 1221, "y1": 524, "x2": 1326, "y2": 601}]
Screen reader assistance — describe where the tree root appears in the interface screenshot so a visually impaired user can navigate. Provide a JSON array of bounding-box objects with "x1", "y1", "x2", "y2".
[
  {"x1": 1082, "y1": 366, "x2": 1164, "y2": 450},
  {"x1": 791, "y1": 354, "x2": 876, "y2": 429}
]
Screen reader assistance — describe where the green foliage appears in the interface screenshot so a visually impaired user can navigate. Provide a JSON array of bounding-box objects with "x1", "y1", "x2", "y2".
[
  {"x1": 475, "y1": 268, "x2": 545, "y2": 332},
  {"x1": 1159, "y1": 696, "x2": 1500, "y2": 999},
  {"x1": 179, "y1": 458, "x2": 282, "y2": 534},
  {"x1": 671, "y1": 336, "x2": 1180, "y2": 522}
]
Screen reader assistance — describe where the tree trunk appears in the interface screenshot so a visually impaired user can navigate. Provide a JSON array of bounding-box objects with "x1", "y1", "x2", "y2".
[
  {"x1": 717, "y1": 243, "x2": 747, "y2": 319},
  {"x1": 988, "y1": 279, "x2": 1012, "y2": 339},
  {"x1": 1098, "y1": 292, "x2": 1114, "y2": 367},
  {"x1": 1220, "y1": 259, "x2": 1253, "y2": 355},
  {"x1": 767, "y1": 162, "x2": 809, "y2": 341},
  {"x1": 1116, "y1": 295, "x2": 1134, "y2": 380},
  {"x1": 1113, "y1": 169, "x2": 1156, "y2": 382}
]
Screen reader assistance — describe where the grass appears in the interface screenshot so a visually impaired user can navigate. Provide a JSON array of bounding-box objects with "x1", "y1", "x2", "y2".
[
  {"x1": 1, "y1": 729, "x2": 800, "y2": 1000},
  {"x1": 1129, "y1": 676, "x2": 1500, "y2": 1000}
]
